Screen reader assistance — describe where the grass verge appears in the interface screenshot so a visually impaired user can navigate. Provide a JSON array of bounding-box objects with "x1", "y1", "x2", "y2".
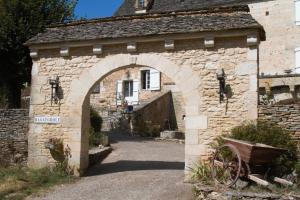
[{"x1": 0, "y1": 166, "x2": 76, "y2": 200}]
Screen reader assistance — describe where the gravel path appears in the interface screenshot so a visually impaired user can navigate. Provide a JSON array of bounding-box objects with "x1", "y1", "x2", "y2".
[{"x1": 29, "y1": 133, "x2": 194, "y2": 200}]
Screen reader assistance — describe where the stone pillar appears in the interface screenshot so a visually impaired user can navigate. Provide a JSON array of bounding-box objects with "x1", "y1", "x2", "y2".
[
  {"x1": 28, "y1": 63, "x2": 49, "y2": 169},
  {"x1": 66, "y1": 97, "x2": 90, "y2": 176},
  {"x1": 246, "y1": 46, "x2": 259, "y2": 120},
  {"x1": 80, "y1": 96, "x2": 90, "y2": 174},
  {"x1": 184, "y1": 103, "x2": 209, "y2": 180}
]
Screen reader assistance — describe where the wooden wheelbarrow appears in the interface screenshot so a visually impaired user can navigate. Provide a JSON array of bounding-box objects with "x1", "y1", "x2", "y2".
[{"x1": 211, "y1": 137, "x2": 292, "y2": 187}]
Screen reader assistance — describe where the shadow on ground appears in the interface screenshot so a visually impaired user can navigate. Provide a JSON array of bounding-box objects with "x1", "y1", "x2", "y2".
[
  {"x1": 85, "y1": 160, "x2": 185, "y2": 177},
  {"x1": 108, "y1": 132, "x2": 154, "y2": 144}
]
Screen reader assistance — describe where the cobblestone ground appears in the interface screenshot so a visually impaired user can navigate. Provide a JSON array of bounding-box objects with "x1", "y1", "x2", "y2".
[{"x1": 29, "y1": 133, "x2": 194, "y2": 200}]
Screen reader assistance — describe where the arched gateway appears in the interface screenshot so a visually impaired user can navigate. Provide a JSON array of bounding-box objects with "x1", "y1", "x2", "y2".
[
  {"x1": 64, "y1": 53, "x2": 202, "y2": 174},
  {"x1": 26, "y1": 5, "x2": 265, "y2": 176}
]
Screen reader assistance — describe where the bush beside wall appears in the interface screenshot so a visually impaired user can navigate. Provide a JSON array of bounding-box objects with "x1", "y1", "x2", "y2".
[{"x1": 259, "y1": 104, "x2": 300, "y2": 156}]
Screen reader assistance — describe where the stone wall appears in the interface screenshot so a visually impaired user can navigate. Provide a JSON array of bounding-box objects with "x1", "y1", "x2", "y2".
[
  {"x1": 258, "y1": 104, "x2": 300, "y2": 151},
  {"x1": 133, "y1": 91, "x2": 176, "y2": 136},
  {"x1": 0, "y1": 109, "x2": 29, "y2": 166}
]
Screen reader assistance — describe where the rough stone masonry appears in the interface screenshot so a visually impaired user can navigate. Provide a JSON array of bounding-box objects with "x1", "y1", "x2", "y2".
[
  {"x1": 0, "y1": 109, "x2": 29, "y2": 166},
  {"x1": 259, "y1": 104, "x2": 300, "y2": 154}
]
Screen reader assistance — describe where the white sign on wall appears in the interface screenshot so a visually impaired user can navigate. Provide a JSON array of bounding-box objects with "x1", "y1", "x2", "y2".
[{"x1": 34, "y1": 116, "x2": 61, "y2": 124}]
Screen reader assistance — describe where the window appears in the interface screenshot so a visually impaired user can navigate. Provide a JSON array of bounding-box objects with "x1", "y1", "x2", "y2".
[
  {"x1": 92, "y1": 83, "x2": 100, "y2": 94},
  {"x1": 138, "y1": 0, "x2": 145, "y2": 8},
  {"x1": 116, "y1": 80, "x2": 139, "y2": 106},
  {"x1": 141, "y1": 69, "x2": 161, "y2": 91},
  {"x1": 135, "y1": 0, "x2": 148, "y2": 12},
  {"x1": 124, "y1": 80, "x2": 133, "y2": 97},
  {"x1": 141, "y1": 70, "x2": 151, "y2": 90},
  {"x1": 296, "y1": 48, "x2": 300, "y2": 73},
  {"x1": 296, "y1": 0, "x2": 300, "y2": 25}
]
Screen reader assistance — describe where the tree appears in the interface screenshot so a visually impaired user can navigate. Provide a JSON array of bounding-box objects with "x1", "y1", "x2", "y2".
[{"x1": 0, "y1": 0, "x2": 77, "y2": 108}]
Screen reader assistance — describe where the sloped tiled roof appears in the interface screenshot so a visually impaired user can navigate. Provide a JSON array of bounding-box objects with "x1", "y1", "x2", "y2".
[
  {"x1": 115, "y1": 0, "x2": 271, "y2": 16},
  {"x1": 26, "y1": 6, "x2": 265, "y2": 46}
]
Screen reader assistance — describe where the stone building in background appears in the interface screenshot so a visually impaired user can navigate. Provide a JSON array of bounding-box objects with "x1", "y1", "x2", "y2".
[
  {"x1": 246, "y1": 0, "x2": 300, "y2": 104},
  {"x1": 117, "y1": 0, "x2": 300, "y2": 105},
  {"x1": 89, "y1": 65, "x2": 185, "y2": 133},
  {"x1": 88, "y1": 0, "x2": 300, "y2": 136}
]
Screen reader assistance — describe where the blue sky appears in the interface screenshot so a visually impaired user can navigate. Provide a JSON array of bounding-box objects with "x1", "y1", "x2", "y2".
[{"x1": 75, "y1": 0, "x2": 124, "y2": 19}]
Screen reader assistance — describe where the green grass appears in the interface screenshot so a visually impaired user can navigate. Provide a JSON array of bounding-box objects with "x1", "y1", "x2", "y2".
[
  {"x1": 0, "y1": 166, "x2": 76, "y2": 200},
  {"x1": 189, "y1": 161, "x2": 213, "y2": 185}
]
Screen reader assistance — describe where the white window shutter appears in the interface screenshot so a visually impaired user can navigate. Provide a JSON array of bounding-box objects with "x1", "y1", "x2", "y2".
[
  {"x1": 116, "y1": 80, "x2": 123, "y2": 106},
  {"x1": 296, "y1": 0, "x2": 300, "y2": 25},
  {"x1": 296, "y1": 48, "x2": 300, "y2": 73},
  {"x1": 132, "y1": 80, "x2": 139, "y2": 105},
  {"x1": 149, "y1": 69, "x2": 161, "y2": 91}
]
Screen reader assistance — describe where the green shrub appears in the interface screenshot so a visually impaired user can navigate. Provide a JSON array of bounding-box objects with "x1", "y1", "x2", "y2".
[
  {"x1": 295, "y1": 163, "x2": 300, "y2": 178},
  {"x1": 141, "y1": 121, "x2": 161, "y2": 137},
  {"x1": 89, "y1": 107, "x2": 103, "y2": 146},
  {"x1": 189, "y1": 161, "x2": 212, "y2": 184},
  {"x1": 0, "y1": 87, "x2": 8, "y2": 108},
  {"x1": 89, "y1": 128, "x2": 104, "y2": 146},
  {"x1": 90, "y1": 107, "x2": 102, "y2": 133},
  {"x1": 215, "y1": 120, "x2": 299, "y2": 178}
]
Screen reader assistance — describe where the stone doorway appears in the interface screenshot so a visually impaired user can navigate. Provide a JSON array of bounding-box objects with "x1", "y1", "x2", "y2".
[{"x1": 63, "y1": 54, "x2": 202, "y2": 175}]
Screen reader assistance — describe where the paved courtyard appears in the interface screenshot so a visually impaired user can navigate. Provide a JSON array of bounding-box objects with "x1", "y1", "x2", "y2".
[{"x1": 29, "y1": 133, "x2": 194, "y2": 200}]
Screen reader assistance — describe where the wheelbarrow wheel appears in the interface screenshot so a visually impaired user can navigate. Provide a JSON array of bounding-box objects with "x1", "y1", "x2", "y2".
[{"x1": 212, "y1": 144, "x2": 242, "y2": 187}]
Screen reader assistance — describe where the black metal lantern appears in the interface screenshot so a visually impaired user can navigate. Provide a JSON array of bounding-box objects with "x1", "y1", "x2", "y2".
[
  {"x1": 49, "y1": 76, "x2": 60, "y2": 105},
  {"x1": 216, "y1": 69, "x2": 226, "y2": 103}
]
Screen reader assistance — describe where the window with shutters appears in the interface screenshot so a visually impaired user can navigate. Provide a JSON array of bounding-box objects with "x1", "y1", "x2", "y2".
[
  {"x1": 116, "y1": 80, "x2": 139, "y2": 106},
  {"x1": 296, "y1": 0, "x2": 300, "y2": 25},
  {"x1": 149, "y1": 69, "x2": 161, "y2": 91},
  {"x1": 116, "y1": 80, "x2": 123, "y2": 106},
  {"x1": 141, "y1": 69, "x2": 161, "y2": 91}
]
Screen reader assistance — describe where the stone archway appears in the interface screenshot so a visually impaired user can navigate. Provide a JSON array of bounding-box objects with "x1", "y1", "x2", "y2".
[{"x1": 63, "y1": 53, "x2": 204, "y2": 175}]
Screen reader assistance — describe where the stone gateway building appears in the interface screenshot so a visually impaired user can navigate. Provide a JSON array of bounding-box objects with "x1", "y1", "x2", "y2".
[{"x1": 26, "y1": 0, "x2": 266, "y2": 176}]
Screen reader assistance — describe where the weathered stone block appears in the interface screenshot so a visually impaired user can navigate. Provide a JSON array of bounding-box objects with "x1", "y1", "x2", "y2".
[
  {"x1": 185, "y1": 129, "x2": 199, "y2": 145},
  {"x1": 236, "y1": 61, "x2": 257, "y2": 76},
  {"x1": 160, "y1": 131, "x2": 183, "y2": 139},
  {"x1": 185, "y1": 115, "x2": 208, "y2": 130}
]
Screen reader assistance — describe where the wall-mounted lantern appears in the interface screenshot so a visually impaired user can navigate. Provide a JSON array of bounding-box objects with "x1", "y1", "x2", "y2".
[
  {"x1": 49, "y1": 76, "x2": 60, "y2": 105},
  {"x1": 216, "y1": 68, "x2": 226, "y2": 103}
]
